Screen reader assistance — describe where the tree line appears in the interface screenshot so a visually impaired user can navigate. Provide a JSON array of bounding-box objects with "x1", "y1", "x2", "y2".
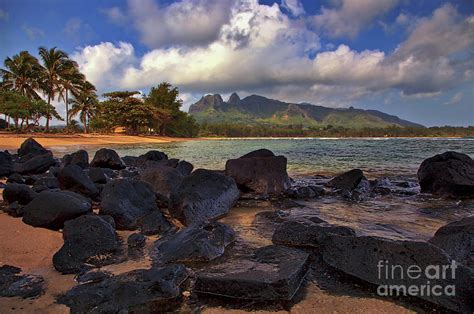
[{"x1": 0, "y1": 47, "x2": 198, "y2": 136}]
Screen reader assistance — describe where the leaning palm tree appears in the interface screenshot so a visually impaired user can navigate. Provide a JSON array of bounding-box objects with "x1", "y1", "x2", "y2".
[
  {"x1": 59, "y1": 60, "x2": 85, "y2": 127},
  {"x1": 1, "y1": 51, "x2": 42, "y2": 100},
  {"x1": 38, "y1": 47, "x2": 69, "y2": 131},
  {"x1": 68, "y1": 81, "x2": 98, "y2": 133}
]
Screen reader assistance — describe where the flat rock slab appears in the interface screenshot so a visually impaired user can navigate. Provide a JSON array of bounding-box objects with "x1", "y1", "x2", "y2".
[
  {"x1": 57, "y1": 265, "x2": 189, "y2": 312},
  {"x1": 322, "y1": 235, "x2": 474, "y2": 312},
  {"x1": 194, "y1": 245, "x2": 310, "y2": 301},
  {"x1": 0, "y1": 265, "x2": 44, "y2": 298},
  {"x1": 152, "y1": 222, "x2": 235, "y2": 264}
]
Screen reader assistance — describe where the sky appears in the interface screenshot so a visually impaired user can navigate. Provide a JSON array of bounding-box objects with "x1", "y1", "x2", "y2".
[{"x1": 0, "y1": 0, "x2": 473, "y2": 127}]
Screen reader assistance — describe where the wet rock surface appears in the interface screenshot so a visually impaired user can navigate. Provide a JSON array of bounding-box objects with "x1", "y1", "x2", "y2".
[
  {"x1": 225, "y1": 149, "x2": 291, "y2": 195},
  {"x1": 152, "y1": 222, "x2": 235, "y2": 264},
  {"x1": 90, "y1": 148, "x2": 125, "y2": 169},
  {"x1": 0, "y1": 265, "x2": 44, "y2": 299},
  {"x1": 418, "y1": 151, "x2": 474, "y2": 198},
  {"x1": 326, "y1": 169, "x2": 364, "y2": 191},
  {"x1": 138, "y1": 210, "x2": 173, "y2": 236},
  {"x1": 53, "y1": 215, "x2": 120, "y2": 274},
  {"x1": 57, "y1": 264, "x2": 189, "y2": 312},
  {"x1": 169, "y1": 169, "x2": 240, "y2": 225},
  {"x1": 100, "y1": 178, "x2": 157, "y2": 230},
  {"x1": 195, "y1": 245, "x2": 310, "y2": 301},
  {"x1": 22, "y1": 190, "x2": 92, "y2": 230}
]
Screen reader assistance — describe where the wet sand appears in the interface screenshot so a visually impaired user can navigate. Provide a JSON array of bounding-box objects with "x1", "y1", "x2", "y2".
[{"x1": 0, "y1": 133, "x2": 199, "y2": 150}]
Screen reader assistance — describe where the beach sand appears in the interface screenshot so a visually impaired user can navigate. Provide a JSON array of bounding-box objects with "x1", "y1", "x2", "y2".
[{"x1": 0, "y1": 132, "x2": 197, "y2": 151}]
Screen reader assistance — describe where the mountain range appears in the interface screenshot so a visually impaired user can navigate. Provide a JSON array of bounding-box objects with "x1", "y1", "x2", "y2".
[{"x1": 189, "y1": 93, "x2": 424, "y2": 129}]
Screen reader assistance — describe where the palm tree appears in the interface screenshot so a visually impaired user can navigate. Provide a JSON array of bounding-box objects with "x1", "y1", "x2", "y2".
[
  {"x1": 38, "y1": 47, "x2": 69, "y2": 131},
  {"x1": 1, "y1": 51, "x2": 42, "y2": 100},
  {"x1": 68, "y1": 81, "x2": 98, "y2": 133},
  {"x1": 59, "y1": 60, "x2": 85, "y2": 127}
]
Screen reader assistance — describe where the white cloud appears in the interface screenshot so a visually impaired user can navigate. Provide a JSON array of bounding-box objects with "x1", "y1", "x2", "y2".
[
  {"x1": 101, "y1": 7, "x2": 128, "y2": 24},
  {"x1": 312, "y1": 0, "x2": 400, "y2": 39},
  {"x1": 22, "y1": 25, "x2": 45, "y2": 40},
  {"x1": 126, "y1": 0, "x2": 233, "y2": 48},
  {"x1": 444, "y1": 92, "x2": 463, "y2": 105},
  {"x1": 73, "y1": 1, "x2": 474, "y2": 107},
  {"x1": 281, "y1": 0, "x2": 305, "y2": 17}
]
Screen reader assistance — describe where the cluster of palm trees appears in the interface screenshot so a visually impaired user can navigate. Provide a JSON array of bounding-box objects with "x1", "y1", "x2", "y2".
[{"x1": 1, "y1": 47, "x2": 98, "y2": 132}]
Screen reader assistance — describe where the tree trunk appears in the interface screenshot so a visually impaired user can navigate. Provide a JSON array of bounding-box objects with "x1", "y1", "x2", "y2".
[
  {"x1": 65, "y1": 89, "x2": 69, "y2": 127},
  {"x1": 83, "y1": 116, "x2": 87, "y2": 134},
  {"x1": 46, "y1": 94, "x2": 51, "y2": 132}
]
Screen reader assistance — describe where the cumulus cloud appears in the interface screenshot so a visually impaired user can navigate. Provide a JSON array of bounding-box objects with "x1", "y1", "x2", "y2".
[
  {"x1": 73, "y1": 1, "x2": 474, "y2": 107},
  {"x1": 281, "y1": 0, "x2": 305, "y2": 17},
  {"x1": 444, "y1": 92, "x2": 463, "y2": 105},
  {"x1": 126, "y1": 0, "x2": 233, "y2": 48},
  {"x1": 312, "y1": 0, "x2": 400, "y2": 39}
]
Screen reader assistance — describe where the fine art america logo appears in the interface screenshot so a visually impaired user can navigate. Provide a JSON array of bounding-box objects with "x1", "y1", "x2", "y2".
[{"x1": 376, "y1": 260, "x2": 458, "y2": 297}]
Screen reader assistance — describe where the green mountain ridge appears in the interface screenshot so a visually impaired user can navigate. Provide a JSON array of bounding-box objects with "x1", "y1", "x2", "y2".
[{"x1": 189, "y1": 93, "x2": 424, "y2": 129}]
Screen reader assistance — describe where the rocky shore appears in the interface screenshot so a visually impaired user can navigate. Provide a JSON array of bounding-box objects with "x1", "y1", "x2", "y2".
[{"x1": 0, "y1": 138, "x2": 473, "y2": 312}]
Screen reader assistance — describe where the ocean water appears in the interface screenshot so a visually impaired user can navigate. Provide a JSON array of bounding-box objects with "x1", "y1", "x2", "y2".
[{"x1": 54, "y1": 137, "x2": 474, "y2": 177}]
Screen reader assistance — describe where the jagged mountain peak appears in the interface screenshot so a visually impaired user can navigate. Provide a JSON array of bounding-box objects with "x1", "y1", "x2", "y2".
[{"x1": 228, "y1": 92, "x2": 240, "y2": 105}]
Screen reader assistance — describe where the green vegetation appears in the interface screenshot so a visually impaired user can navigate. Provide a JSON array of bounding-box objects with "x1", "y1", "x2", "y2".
[{"x1": 1, "y1": 48, "x2": 198, "y2": 136}]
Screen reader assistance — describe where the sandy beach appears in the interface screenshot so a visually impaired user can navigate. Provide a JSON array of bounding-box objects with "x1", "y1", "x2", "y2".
[{"x1": 0, "y1": 132, "x2": 198, "y2": 151}]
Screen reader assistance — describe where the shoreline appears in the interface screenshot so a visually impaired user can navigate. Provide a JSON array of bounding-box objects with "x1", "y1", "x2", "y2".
[{"x1": 0, "y1": 132, "x2": 469, "y2": 151}]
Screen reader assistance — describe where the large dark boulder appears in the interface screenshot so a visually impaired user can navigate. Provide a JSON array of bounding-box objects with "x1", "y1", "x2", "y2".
[
  {"x1": 53, "y1": 215, "x2": 120, "y2": 274},
  {"x1": 176, "y1": 160, "x2": 193, "y2": 176},
  {"x1": 137, "y1": 150, "x2": 168, "y2": 164},
  {"x1": 100, "y1": 179, "x2": 157, "y2": 230},
  {"x1": 22, "y1": 190, "x2": 92, "y2": 230},
  {"x1": 429, "y1": 217, "x2": 474, "y2": 268},
  {"x1": 225, "y1": 149, "x2": 290, "y2": 195},
  {"x1": 169, "y1": 169, "x2": 240, "y2": 225},
  {"x1": 32, "y1": 176, "x2": 60, "y2": 192},
  {"x1": 195, "y1": 245, "x2": 310, "y2": 301},
  {"x1": 139, "y1": 210, "x2": 173, "y2": 236},
  {"x1": 87, "y1": 167, "x2": 107, "y2": 184},
  {"x1": 13, "y1": 153, "x2": 56, "y2": 175},
  {"x1": 17, "y1": 138, "x2": 48, "y2": 158},
  {"x1": 326, "y1": 169, "x2": 364, "y2": 191},
  {"x1": 90, "y1": 148, "x2": 125, "y2": 170},
  {"x1": 61, "y1": 150, "x2": 89, "y2": 169},
  {"x1": 0, "y1": 265, "x2": 44, "y2": 298},
  {"x1": 417, "y1": 151, "x2": 474, "y2": 198},
  {"x1": 58, "y1": 165, "x2": 99, "y2": 198},
  {"x1": 57, "y1": 264, "x2": 188, "y2": 312},
  {"x1": 140, "y1": 166, "x2": 184, "y2": 202},
  {"x1": 2, "y1": 183, "x2": 37, "y2": 205},
  {"x1": 152, "y1": 222, "x2": 235, "y2": 264},
  {"x1": 0, "y1": 151, "x2": 13, "y2": 177},
  {"x1": 272, "y1": 219, "x2": 355, "y2": 247},
  {"x1": 322, "y1": 235, "x2": 474, "y2": 312}
]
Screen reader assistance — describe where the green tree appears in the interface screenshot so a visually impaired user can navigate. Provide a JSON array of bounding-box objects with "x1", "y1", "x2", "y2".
[
  {"x1": 59, "y1": 60, "x2": 85, "y2": 127},
  {"x1": 1, "y1": 51, "x2": 42, "y2": 100},
  {"x1": 68, "y1": 81, "x2": 98, "y2": 133}
]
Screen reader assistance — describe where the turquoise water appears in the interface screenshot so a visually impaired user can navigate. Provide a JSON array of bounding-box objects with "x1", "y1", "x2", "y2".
[{"x1": 51, "y1": 138, "x2": 474, "y2": 177}]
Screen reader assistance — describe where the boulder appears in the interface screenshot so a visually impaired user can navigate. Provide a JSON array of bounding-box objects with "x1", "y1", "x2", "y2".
[
  {"x1": 127, "y1": 233, "x2": 146, "y2": 249},
  {"x1": 90, "y1": 148, "x2": 125, "y2": 170},
  {"x1": 176, "y1": 160, "x2": 193, "y2": 176},
  {"x1": 58, "y1": 165, "x2": 99, "y2": 198},
  {"x1": 87, "y1": 167, "x2": 107, "y2": 184},
  {"x1": 57, "y1": 265, "x2": 188, "y2": 312},
  {"x1": 61, "y1": 150, "x2": 89, "y2": 169},
  {"x1": 272, "y1": 219, "x2": 355, "y2": 247},
  {"x1": 53, "y1": 215, "x2": 120, "y2": 274},
  {"x1": 122, "y1": 156, "x2": 138, "y2": 167},
  {"x1": 0, "y1": 151, "x2": 13, "y2": 177},
  {"x1": 4, "y1": 201, "x2": 24, "y2": 217},
  {"x1": 418, "y1": 151, "x2": 474, "y2": 198},
  {"x1": 342, "y1": 177, "x2": 372, "y2": 202},
  {"x1": 429, "y1": 217, "x2": 474, "y2": 268},
  {"x1": 152, "y1": 222, "x2": 235, "y2": 264},
  {"x1": 0, "y1": 265, "x2": 44, "y2": 299},
  {"x1": 32, "y1": 176, "x2": 60, "y2": 192},
  {"x1": 2, "y1": 183, "x2": 37, "y2": 205},
  {"x1": 225, "y1": 149, "x2": 290, "y2": 195},
  {"x1": 285, "y1": 185, "x2": 325, "y2": 199},
  {"x1": 169, "y1": 169, "x2": 240, "y2": 225},
  {"x1": 7, "y1": 173, "x2": 25, "y2": 184},
  {"x1": 326, "y1": 169, "x2": 364, "y2": 191},
  {"x1": 17, "y1": 138, "x2": 48, "y2": 158},
  {"x1": 75, "y1": 270, "x2": 113, "y2": 284},
  {"x1": 322, "y1": 235, "x2": 474, "y2": 312},
  {"x1": 100, "y1": 179, "x2": 157, "y2": 230},
  {"x1": 139, "y1": 210, "x2": 173, "y2": 236},
  {"x1": 13, "y1": 153, "x2": 56, "y2": 174},
  {"x1": 137, "y1": 150, "x2": 168, "y2": 164},
  {"x1": 195, "y1": 245, "x2": 310, "y2": 301},
  {"x1": 140, "y1": 166, "x2": 184, "y2": 202},
  {"x1": 22, "y1": 190, "x2": 92, "y2": 230}
]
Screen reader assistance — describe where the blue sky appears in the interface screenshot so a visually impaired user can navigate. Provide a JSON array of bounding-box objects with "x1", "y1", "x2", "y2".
[{"x1": 1, "y1": 0, "x2": 473, "y2": 126}]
